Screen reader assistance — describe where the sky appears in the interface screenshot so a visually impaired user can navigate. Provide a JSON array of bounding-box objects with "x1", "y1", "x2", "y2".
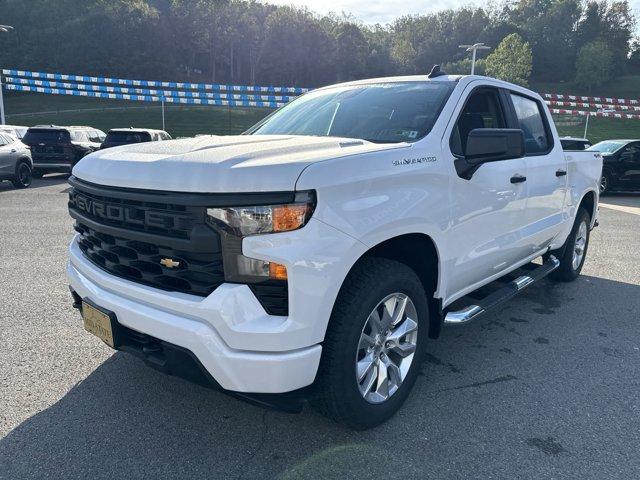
[{"x1": 265, "y1": 0, "x2": 640, "y2": 32}]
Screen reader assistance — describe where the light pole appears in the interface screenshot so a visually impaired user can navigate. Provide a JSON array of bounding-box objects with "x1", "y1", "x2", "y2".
[
  {"x1": 0, "y1": 24, "x2": 15, "y2": 125},
  {"x1": 459, "y1": 43, "x2": 491, "y2": 75}
]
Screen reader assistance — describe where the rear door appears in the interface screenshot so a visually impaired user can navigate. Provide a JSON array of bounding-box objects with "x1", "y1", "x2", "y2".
[{"x1": 507, "y1": 92, "x2": 567, "y2": 253}]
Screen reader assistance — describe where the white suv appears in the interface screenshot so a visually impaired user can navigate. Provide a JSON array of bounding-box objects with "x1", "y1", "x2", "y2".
[
  {"x1": 0, "y1": 132, "x2": 32, "y2": 188},
  {"x1": 67, "y1": 72, "x2": 602, "y2": 428}
]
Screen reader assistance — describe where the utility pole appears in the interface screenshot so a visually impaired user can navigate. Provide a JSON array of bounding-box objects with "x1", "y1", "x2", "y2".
[
  {"x1": 459, "y1": 43, "x2": 491, "y2": 75},
  {"x1": 0, "y1": 25, "x2": 15, "y2": 125}
]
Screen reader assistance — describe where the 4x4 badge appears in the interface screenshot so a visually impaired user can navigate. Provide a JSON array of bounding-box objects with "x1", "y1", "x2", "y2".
[{"x1": 160, "y1": 258, "x2": 180, "y2": 268}]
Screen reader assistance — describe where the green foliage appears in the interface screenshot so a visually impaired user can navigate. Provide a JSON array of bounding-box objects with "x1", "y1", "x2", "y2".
[
  {"x1": 575, "y1": 40, "x2": 614, "y2": 90},
  {"x1": 485, "y1": 34, "x2": 532, "y2": 86},
  {"x1": 0, "y1": 0, "x2": 636, "y2": 88},
  {"x1": 441, "y1": 58, "x2": 486, "y2": 76}
]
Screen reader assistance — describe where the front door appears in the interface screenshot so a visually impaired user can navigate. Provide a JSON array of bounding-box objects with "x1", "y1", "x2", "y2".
[
  {"x1": 444, "y1": 85, "x2": 530, "y2": 300},
  {"x1": 618, "y1": 142, "x2": 640, "y2": 188}
]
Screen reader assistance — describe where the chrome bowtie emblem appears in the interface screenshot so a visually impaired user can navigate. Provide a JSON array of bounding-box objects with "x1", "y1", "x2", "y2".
[{"x1": 160, "y1": 258, "x2": 180, "y2": 268}]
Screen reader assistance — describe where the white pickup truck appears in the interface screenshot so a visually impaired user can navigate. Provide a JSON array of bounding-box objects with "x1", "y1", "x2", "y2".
[{"x1": 67, "y1": 70, "x2": 602, "y2": 429}]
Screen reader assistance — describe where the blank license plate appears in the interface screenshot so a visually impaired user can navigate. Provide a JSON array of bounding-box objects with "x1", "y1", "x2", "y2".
[{"x1": 82, "y1": 301, "x2": 116, "y2": 348}]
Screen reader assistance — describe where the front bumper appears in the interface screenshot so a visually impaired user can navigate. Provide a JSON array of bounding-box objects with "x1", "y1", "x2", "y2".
[{"x1": 68, "y1": 239, "x2": 322, "y2": 393}]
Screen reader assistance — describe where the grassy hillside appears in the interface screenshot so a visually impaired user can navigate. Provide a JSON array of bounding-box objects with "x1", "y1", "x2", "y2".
[
  {"x1": 4, "y1": 92, "x2": 270, "y2": 137},
  {"x1": 530, "y1": 75, "x2": 640, "y2": 99},
  {"x1": 4, "y1": 80, "x2": 640, "y2": 143}
]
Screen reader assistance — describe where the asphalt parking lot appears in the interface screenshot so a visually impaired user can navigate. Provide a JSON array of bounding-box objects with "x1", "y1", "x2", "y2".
[{"x1": 1, "y1": 176, "x2": 639, "y2": 479}]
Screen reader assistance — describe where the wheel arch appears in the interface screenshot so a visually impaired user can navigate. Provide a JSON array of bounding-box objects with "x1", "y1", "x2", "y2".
[
  {"x1": 578, "y1": 189, "x2": 597, "y2": 227},
  {"x1": 337, "y1": 233, "x2": 443, "y2": 339}
]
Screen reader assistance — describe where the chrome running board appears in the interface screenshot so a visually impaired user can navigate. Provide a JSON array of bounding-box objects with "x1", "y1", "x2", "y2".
[{"x1": 444, "y1": 256, "x2": 560, "y2": 325}]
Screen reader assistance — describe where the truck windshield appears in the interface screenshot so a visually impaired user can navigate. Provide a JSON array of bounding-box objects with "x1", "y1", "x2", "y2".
[
  {"x1": 587, "y1": 141, "x2": 626, "y2": 154},
  {"x1": 247, "y1": 81, "x2": 455, "y2": 143}
]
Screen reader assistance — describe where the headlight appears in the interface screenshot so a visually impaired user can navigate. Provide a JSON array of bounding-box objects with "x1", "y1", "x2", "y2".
[
  {"x1": 206, "y1": 191, "x2": 316, "y2": 237},
  {"x1": 206, "y1": 191, "x2": 316, "y2": 283}
]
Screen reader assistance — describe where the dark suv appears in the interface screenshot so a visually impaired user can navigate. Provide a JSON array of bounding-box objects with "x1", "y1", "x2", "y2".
[
  {"x1": 588, "y1": 139, "x2": 640, "y2": 194},
  {"x1": 22, "y1": 126, "x2": 106, "y2": 176}
]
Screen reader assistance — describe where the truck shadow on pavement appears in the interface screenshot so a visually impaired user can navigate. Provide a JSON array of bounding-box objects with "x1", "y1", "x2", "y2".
[{"x1": 1, "y1": 275, "x2": 639, "y2": 479}]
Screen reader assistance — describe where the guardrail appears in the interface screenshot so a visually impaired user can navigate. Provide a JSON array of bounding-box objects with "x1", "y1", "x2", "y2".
[
  {"x1": 543, "y1": 93, "x2": 639, "y2": 106},
  {"x1": 4, "y1": 77, "x2": 295, "y2": 103},
  {"x1": 3, "y1": 83, "x2": 287, "y2": 108},
  {"x1": 2, "y1": 69, "x2": 308, "y2": 94}
]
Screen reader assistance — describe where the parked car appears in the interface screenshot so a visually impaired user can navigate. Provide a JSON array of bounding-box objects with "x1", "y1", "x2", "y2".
[
  {"x1": 587, "y1": 139, "x2": 640, "y2": 193},
  {"x1": 560, "y1": 136, "x2": 591, "y2": 151},
  {"x1": 22, "y1": 125, "x2": 105, "y2": 177},
  {"x1": 67, "y1": 71, "x2": 602, "y2": 429},
  {"x1": 101, "y1": 128, "x2": 172, "y2": 149},
  {"x1": 0, "y1": 132, "x2": 33, "y2": 188},
  {"x1": 0, "y1": 124, "x2": 28, "y2": 141}
]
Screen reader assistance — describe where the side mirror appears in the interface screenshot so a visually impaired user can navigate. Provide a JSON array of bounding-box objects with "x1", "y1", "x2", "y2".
[{"x1": 455, "y1": 128, "x2": 525, "y2": 179}]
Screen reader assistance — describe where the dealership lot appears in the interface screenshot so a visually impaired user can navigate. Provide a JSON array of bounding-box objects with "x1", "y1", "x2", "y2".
[{"x1": 1, "y1": 176, "x2": 639, "y2": 479}]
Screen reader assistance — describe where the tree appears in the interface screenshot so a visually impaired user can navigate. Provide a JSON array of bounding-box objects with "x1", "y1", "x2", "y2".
[
  {"x1": 575, "y1": 40, "x2": 614, "y2": 90},
  {"x1": 629, "y1": 39, "x2": 640, "y2": 74},
  {"x1": 485, "y1": 33, "x2": 532, "y2": 86}
]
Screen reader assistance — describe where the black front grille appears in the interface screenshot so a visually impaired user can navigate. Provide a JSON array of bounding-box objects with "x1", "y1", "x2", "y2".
[
  {"x1": 69, "y1": 186, "x2": 196, "y2": 239},
  {"x1": 69, "y1": 177, "x2": 289, "y2": 314},
  {"x1": 75, "y1": 223, "x2": 225, "y2": 296}
]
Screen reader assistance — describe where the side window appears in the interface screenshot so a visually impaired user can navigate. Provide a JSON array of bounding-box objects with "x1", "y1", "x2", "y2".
[
  {"x1": 89, "y1": 130, "x2": 101, "y2": 142},
  {"x1": 510, "y1": 94, "x2": 550, "y2": 155},
  {"x1": 620, "y1": 143, "x2": 640, "y2": 161},
  {"x1": 450, "y1": 88, "x2": 506, "y2": 156},
  {"x1": 0, "y1": 134, "x2": 7, "y2": 146}
]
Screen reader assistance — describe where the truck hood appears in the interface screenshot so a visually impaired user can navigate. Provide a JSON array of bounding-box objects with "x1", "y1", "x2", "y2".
[{"x1": 72, "y1": 134, "x2": 407, "y2": 192}]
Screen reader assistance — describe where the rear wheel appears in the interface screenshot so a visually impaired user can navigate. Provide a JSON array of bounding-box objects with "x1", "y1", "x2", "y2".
[
  {"x1": 312, "y1": 258, "x2": 429, "y2": 429},
  {"x1": 548, "y1": 207, "x2": 591, "y2": 282},
  {"x1": 11, "y1": 161, "x2": 32, "y2": 189}
]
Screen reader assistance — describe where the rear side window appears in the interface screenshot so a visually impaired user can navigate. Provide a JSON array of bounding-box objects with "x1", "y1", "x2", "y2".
[
  {"x1": 510, "y1": 94, "x2": 550, "y2": 154},
  {"x1": 71, "y1": 131, "x2": 89, "y2": 142}
]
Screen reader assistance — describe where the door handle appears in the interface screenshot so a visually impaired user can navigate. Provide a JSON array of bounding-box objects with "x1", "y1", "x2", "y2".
[
  {"x1": 10, "y1": 149, "x2": 16, "y2": 153},
  {"x1": 556, "y1": 169, "x2": 567, "y2": 177},
  {"x1": 510, "y1": 174, "x2": 527, "y2": 184}
]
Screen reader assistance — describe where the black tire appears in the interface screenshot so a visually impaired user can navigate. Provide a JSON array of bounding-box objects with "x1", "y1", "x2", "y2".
[
  {"x1": 11, "y1": 160, "x2": 33, "y2": 189},
  {"x1": 599, "y1": 173, "x2": 610, "y2": 195},
  {"x1": 312, "y1": 258, "x2": 429, "y2": 429},
  {"x1": 548, "y1": 207, "x2": 591, "y2": 282}
]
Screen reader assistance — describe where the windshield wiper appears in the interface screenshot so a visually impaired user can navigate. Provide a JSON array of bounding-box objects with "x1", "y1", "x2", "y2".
[{"x1": 360, "y1": 138, "x2": 400, "y2": 144}]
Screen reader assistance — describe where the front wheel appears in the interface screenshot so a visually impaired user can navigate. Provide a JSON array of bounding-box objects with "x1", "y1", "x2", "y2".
[
  {"x1": 312, "y1": 258, "x2": 429, "y2": 429},
  {"x1": 11, "y1": 161, "x2": 33, "y2": 189},
  {"x1": 548, "y1": 207, "x2": 591, "y2": 282},
  {"x1": 599, "y1": 173, "x2": 610, "y2": 195}
]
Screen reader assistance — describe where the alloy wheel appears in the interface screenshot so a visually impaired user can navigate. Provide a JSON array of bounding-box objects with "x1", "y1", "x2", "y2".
[
  {"x1": 572, "y1": 221, "x2": 588, "y2": 270},
  {"x1": 355, "y1": 293, "x2": 418, "y2": 404}
]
